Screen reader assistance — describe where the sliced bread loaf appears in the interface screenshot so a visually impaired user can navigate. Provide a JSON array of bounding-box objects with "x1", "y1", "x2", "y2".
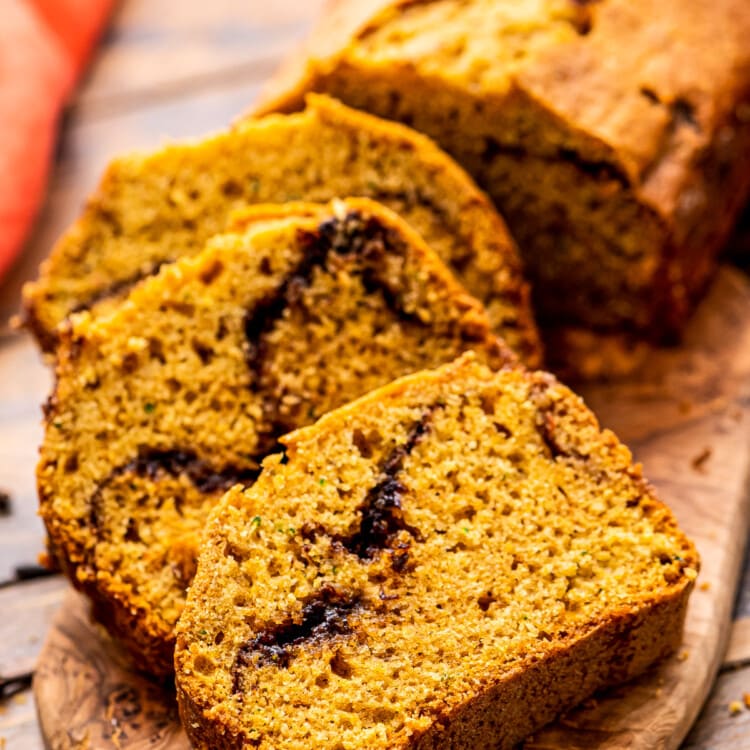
[
  {"x1": 38, "y1": 198, "x2": 514, "y2": 676},
  {"x1": 23, "y1": 94, "x2": 540, "y2": 366},
  {"x1": 254, "y1": 0, "x2": 750, "y2": 376},
  {"x1": 175, "y1": 352, "x2": 698, "y2": 750}
]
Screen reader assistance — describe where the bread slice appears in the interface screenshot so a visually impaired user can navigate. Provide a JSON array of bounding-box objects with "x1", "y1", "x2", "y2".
[
  {"x1": 38, "y1": 198, "x2": 514, "y2": 676},
  {"x1": 175, "y1": 352, "x2": 698, "y2": 750},
  {"x1": 22, "y1": 94, "x2": 540, "y2": 366},
  {"x1": 254, "y1": 0, "x2": 750, "y2": 377}
]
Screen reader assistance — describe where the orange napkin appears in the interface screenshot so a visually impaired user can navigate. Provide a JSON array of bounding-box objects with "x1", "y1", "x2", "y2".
[{"x1": 0, "y1": 0, "x2": 114, "y2": 281}]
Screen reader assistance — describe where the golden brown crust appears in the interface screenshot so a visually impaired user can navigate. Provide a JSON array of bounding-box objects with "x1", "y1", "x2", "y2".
[
  {"x1": 179, "y1": 596, "x2": 690, "y2": 750},
  {"x1": 175, "y1": 353, "x2": 698, "y2": 749},
  {"x1": 256, "y1": 0, "x2": 750, "y2": 219},
  {"x1": 23, "y1": 94, "x2": 541, "y2": 367}
]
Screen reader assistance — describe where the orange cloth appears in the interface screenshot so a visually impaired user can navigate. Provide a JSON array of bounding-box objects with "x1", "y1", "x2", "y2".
[{"x1": 0, "y1": 0, "x2": 114, "y2": 281}]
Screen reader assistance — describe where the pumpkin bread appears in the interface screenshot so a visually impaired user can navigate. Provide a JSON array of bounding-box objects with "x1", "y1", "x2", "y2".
[
  {"x1": 254, "y1": 0, "x2": 750, "y2": 377},
  {"x1": 38, "y1": 198, "x2": 514, "y2": 676},
  {"x1": 23, "y1": 94, "x2": 540, "y2": 366},
  {"x1": 175, "y1": 353, "x2": 698, "y2": 750}
]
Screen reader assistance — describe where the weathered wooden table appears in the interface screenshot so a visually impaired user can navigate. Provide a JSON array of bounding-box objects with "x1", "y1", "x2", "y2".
[{"x1": 1, "y1": 2, "x2": 749, "y2": 748}]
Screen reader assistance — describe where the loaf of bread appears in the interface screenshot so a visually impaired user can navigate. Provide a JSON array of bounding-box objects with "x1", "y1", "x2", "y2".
[
  {"x1": 22, "y1": 93, "x2": 540, "y2": 366},
  {"x1": 255, "y1": 0, "x2": 750, "y2": 377},
  {"x1": 38, "y1": 198, "x2": 514, "y2": 676},
  {"x1": 175, "y1": 352, "x2": 698, "y2": 750}
]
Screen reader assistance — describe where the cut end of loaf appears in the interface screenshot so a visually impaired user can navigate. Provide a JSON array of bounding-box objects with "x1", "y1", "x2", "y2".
[
  {"x1": 252, "y1": 1, "x2": 750, "y2": 378},
  {"x1": 176, "y1": 353, "x2": 698, "y2": 750}
]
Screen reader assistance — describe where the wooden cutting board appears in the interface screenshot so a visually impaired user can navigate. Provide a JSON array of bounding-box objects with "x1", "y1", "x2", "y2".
[{"x1": 33, "y1": 267, "x2": 750, "y2": 750}]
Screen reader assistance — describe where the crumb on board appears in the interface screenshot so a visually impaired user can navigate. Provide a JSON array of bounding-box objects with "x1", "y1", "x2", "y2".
[
  {"x1": 744, "y1": 693, "x2": 750, "y2": 709},
  {"x1": 678, "y1": 650, "x2": 689, "y2": 661},
  {"x1": 699, "y1": 581, "x2": 711, "y2": 591},
  {"x1": 729, "y1": 700, "x2": 744, "y2": 716},
  {"x1": 37, "y1": 551, "x2": 56, "y2": 570},
  {"x1": 691, "y1": 447, "x2": 712, "y2": 472}
]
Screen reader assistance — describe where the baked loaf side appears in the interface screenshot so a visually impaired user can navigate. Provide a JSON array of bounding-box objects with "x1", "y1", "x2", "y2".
[
  {"x1": 23, "y1": 94, "x2": 540, "y2": 366},
  {"x1": 175, "y1": 353, "x2": 698, "y2": 750},
  {"x1": 38, "y1": 198, "x2": 514, "y2": 676},
  {"x1": 255, "y1": 0, "x2": 750, "y2": 376}
]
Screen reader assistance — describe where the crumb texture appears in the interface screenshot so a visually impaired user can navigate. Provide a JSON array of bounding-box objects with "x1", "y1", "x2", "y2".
[
  {"x1": 176, "y1": 354, "x2": 698, "y2": 750},
  {"x1": 37, "y1": 199, "x2": 512, "y2": 676},
  {"x1": 23, "y1": 94, "x2": 540, "y2": 366}
]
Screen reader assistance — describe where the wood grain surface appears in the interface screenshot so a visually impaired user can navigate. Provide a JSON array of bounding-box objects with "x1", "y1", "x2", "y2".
[
  {"x1": 34, "y1": 589, "x2": 187, "y2": 750},
  {"x1": 29, "y1": 268, "x2": 750, "y2": 749}
]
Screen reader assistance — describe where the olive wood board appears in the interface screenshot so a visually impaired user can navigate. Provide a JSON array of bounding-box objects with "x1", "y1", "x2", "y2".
[{"x1": 32, "y1": 267, "x2": 750, "y2": 749}]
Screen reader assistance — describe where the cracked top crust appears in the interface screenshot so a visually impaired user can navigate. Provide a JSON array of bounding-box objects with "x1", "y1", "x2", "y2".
[{"x1": 256, "y1": 0, "x2": 750, "y2": 221}]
